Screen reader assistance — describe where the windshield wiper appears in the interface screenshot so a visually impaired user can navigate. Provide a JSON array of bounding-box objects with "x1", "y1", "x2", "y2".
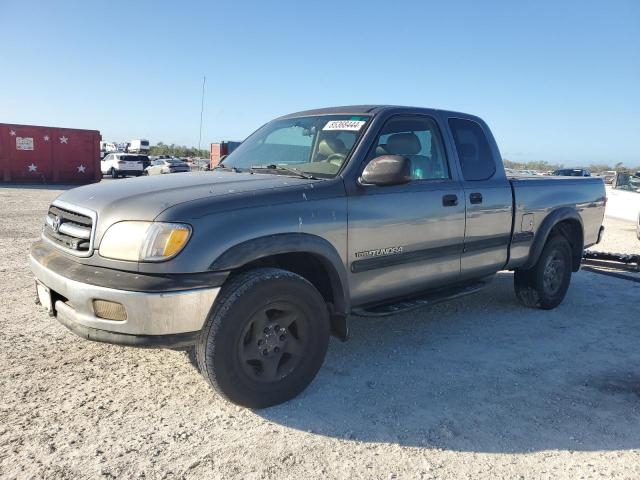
[
  {"x1": 250, "y1": 164, "x2": 318, "y2": 180},
  {"x1": 215, "y1": 163, "x2": 241, "y2": 173}
]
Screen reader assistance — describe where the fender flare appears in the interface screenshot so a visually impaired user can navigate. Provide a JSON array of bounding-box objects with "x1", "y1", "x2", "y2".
[
  {"x1": 210, "y1": 233, "x2": 351, "y2": 320},
  {"x1": 522, "y1": 207, "x2": 584, "y2": 271}
]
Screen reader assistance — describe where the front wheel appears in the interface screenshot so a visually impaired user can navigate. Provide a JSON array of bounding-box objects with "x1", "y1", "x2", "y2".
[
  {"x1": 110, "y1": 168, "x2": 118, "y2": 179},
  {"x1": 514, "y1": 234, "x2": 572, "y2": 309},
  {"x1": 196, "y1": 268, "x2": 330, "y2": 408}
]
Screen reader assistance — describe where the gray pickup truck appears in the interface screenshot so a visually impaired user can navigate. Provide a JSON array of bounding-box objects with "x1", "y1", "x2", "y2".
[{"x1": 30, "y1": 105, "x2": 606, "y2": 407}]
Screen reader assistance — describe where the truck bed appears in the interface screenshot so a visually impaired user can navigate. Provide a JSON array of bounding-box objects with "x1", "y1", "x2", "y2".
[{"x1": 507, "y1": 176, "x2": 606, "y2": 269}]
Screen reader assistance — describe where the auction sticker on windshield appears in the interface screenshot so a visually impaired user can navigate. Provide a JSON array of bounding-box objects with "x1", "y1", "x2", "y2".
[{"x1": 323, "y1": 120, "x2": 366, "y2": 131}]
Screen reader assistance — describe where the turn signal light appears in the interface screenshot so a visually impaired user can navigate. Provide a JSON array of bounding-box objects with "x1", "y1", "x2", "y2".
[{"x1": 93, "y1": 300, "x2": 127, "y2": 321}]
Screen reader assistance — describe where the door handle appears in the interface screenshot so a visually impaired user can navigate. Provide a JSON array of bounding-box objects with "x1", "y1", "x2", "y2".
[
  {"x1": 442, "y1": 194, "x2": 458, "y2": 207},
  {"x1": 469, "y1": 192, "x2": 483, "y2": 204}
]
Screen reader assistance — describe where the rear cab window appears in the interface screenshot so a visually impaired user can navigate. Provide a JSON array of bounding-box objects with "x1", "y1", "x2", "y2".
[{"x1": 448, "y1": 118, "x2": 495, "y2": 181}]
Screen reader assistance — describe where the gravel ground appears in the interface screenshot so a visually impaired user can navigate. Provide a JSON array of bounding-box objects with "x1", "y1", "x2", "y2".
[
  {"x1": 589, "y1": 216, "x2": 639, "y2": 255},
  {"x1": 1, "y1": 184, "x2": 639, "y2": 479}
]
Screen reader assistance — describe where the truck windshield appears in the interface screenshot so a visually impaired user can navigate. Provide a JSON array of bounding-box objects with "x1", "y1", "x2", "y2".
[{"x1": 221, "y1": 115, "x2": 370, "y2": 178}]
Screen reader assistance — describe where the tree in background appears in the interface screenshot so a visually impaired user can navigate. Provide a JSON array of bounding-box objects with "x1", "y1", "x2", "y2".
[
  {"x1": 587, "y1": 163, "x2": 614, "y2": 172},
  {"x1": 504, "y1": 159, "x2": 639, "y2": 173},
  {"x1": 150, "y1": 142, "x2": 209, "y2": 158},
  {"x1": 503, "y1": 159, "x2": 563, "y2": 172}
]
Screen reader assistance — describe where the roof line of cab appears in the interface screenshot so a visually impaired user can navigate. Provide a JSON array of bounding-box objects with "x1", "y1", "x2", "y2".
[{"x1": 277, "y1": 104, "x2": 483, "y2": 122}]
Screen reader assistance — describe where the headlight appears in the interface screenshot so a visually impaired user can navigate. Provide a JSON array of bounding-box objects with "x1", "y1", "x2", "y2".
[{"x1": 99, "y1": 221, "x2": 191, "y2": 262}]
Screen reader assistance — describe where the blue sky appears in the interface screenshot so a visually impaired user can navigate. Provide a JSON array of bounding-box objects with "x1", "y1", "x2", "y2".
[{"x1": 1, "y1": 0, "x2": 638, "y2": 166}]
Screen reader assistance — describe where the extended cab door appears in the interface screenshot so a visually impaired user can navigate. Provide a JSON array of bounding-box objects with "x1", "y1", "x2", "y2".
[
  {"x1": 447, "y1": 117, "x2": 513, "y2": 279},
  {"x1": 347, "y1": 115, "x2": 465, "y2": 306}
]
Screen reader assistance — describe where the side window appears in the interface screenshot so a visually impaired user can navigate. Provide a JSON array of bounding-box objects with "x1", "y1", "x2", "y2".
[
  {"x1": 368, "y1": 116, "x2": 450, "y2": 180},
  {"x1": 448, "y1": 118, "x2": 495, "y2": 181}
]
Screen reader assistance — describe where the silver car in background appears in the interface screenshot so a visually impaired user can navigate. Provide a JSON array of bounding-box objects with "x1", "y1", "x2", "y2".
[{"x1": 144, "y1": 158, "x2": 190, "y2": 175}]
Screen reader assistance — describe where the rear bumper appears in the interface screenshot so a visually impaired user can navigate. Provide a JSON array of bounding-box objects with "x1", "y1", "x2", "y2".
[{"x1": 29, "y1": 245, "x2": 223, "y2": 348}]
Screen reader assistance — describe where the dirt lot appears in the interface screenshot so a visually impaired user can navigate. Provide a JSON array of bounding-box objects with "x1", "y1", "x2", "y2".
[
  {"x1": 1, "y1": 184, "x2": 639, "y2": 479},
  {"x1": 588, "y1": 216, "x2": 639, "y2": 255}
]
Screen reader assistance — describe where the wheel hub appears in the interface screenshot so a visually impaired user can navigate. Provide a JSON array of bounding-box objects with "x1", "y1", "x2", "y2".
[
  {"x1": 258, "y1": 324, "x2": 288, "y2": 356},
  {"x1": 543, "y1": 251, "x2": 565, "y2": 295},
  {"x1": 238, "y1": 304, "x2": 306, "y2": 383}
]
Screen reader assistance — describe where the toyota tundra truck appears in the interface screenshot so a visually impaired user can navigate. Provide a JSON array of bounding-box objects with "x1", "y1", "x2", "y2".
[{"x1": 30, "y1": 105, "x2": 606, "y2": 407}]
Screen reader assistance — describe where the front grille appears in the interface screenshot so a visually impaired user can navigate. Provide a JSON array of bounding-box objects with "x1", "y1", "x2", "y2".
[{"x1": 43, "y1": 203, "x2": 95, "y2": 256}]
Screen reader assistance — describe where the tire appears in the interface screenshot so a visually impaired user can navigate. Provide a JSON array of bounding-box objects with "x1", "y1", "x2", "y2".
[
  {"x1": 196, "y1": 268, "x2": 330, "y2": 408},
  {"x1": 110, "y1": 168, "x2": 118, "y2": 179},
  {"x1": 514, "y1": 235, "x2": 572, "y2": 310}
]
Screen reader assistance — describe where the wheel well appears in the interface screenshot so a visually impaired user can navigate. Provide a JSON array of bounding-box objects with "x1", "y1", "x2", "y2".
[
  {"x1": 233, "y1": 252, "x2": 338, "y2": 311},
  {"x1": 230, "y1": 252, "x2": 349, "y2": 339},
  {"x1": 549, "y1": 219, "x2": 583, "y2": 271}
]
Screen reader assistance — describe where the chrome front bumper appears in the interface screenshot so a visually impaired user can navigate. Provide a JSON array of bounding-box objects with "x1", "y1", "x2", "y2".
[{"x1": 29, "y1": 254, "x2": 219, "y2": 337}]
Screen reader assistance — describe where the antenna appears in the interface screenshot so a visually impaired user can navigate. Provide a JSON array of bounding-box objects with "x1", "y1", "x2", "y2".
[{"x1": 198, "y1": 75, "x2": 206, "y2": 152}]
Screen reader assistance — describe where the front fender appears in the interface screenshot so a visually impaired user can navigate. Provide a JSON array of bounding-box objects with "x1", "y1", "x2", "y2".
[{"x1": 210, "y1": 232, "x2": 350, "y2": 318}]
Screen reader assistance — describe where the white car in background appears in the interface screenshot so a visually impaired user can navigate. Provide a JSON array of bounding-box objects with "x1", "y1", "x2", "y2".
[
  {"x1": 101, "y1": 153, "x2": 144, "y2": 179},
  {"x1": 143, "y1": 158, "x2": 190, "y2": 175},
  {"x1": 606, "y1": 173, "x2": 640, "y2": 239}
]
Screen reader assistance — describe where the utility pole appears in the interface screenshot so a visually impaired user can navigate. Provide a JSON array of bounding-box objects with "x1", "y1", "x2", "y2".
[{"x1": 198, "y1": 75, "x2": 206, "y2": 152}]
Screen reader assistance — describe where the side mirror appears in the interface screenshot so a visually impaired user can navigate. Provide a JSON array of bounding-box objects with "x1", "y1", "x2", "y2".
[{"x1": 359, "y1": 155, "x2": 412, "y2": 186}]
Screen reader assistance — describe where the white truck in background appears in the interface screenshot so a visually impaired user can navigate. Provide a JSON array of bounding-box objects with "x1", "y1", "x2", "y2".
[
  {"x1": 607, "y1": 172, "x2": 640, "y2": 239},
  {"x1": 128, "y1": 139, "x2": 150, "y2": 154}
]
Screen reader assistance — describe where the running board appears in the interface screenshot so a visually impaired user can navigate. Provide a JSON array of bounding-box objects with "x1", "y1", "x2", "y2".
[{"x1": 351, "y1": 279, "x2": 491, "y2": 317}]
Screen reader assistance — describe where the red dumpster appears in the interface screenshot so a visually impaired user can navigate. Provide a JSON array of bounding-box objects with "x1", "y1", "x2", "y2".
[
  {"x1": 210, "y1": 141, "x2": 241, "y2": 169},
  {"x1": 0, "y1": 123, "x2": 101, "y2": 184}
]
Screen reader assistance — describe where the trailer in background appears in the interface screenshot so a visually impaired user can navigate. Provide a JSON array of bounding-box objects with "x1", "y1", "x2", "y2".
[
  {"x1": 128, "y1": 139, "x2": 150, "y2": 154},
  {"x1": 0, "y1": 123, "x2": 101, "y2": 184},
  {"x1": 210, "y1": 141, "x2": 241, "y2": 169}
]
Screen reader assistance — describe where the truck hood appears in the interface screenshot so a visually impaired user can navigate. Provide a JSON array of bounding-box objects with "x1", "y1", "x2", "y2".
[{"x1": 55, "y1": 171, "x2": 314, "y2": 236}]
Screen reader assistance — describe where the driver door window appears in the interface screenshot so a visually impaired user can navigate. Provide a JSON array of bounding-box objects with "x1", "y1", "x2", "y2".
[{"x1": 368, "y1": 116, "x2": 450, "y2": 181}]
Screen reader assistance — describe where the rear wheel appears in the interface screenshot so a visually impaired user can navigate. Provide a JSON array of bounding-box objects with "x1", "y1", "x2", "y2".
[
  {"x1": 196, "y1": 268, "x2": 330, "y2": 408},
  {"x1": 514, "y1": 234, "x2": 572, "y2": 309}
]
